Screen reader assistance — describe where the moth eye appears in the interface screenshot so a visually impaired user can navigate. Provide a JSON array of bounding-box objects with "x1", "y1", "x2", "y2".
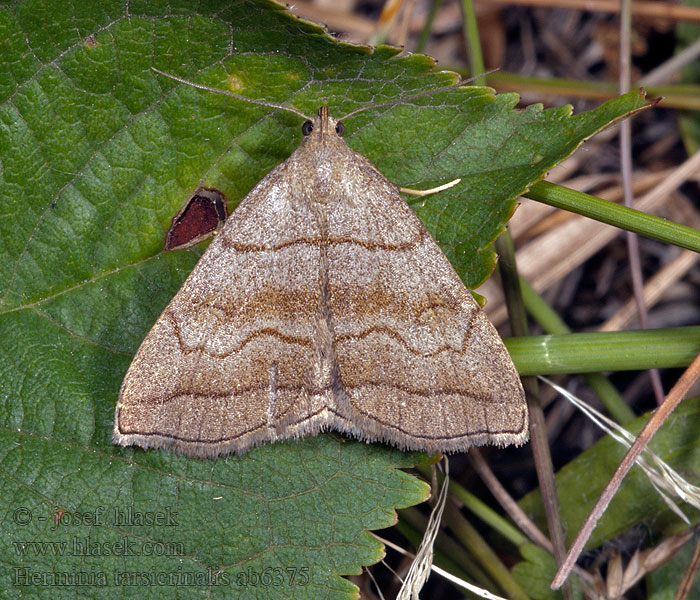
[
  {"x1": 302, "y1": 121, "x2": 314, "y2": 136},
  {"x1": 335, "y1": 122, "x2": 345, "y2": 137}
]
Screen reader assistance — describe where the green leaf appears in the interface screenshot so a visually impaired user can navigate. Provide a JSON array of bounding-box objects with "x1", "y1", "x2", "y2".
[
  {"x1": 0, "y1": 0, "x2": 653, "y2": 597},
  {"x1": 519, "y1": 396, "x2": 700, "y2": 551},
  {"x1": 2, "y1": 433, "x2": 429, "y2": 599}
]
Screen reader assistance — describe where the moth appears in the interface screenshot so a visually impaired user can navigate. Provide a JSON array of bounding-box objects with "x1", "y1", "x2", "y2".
[{"x1": 113, "y1": 71, "x2": 528, "y2": 458}]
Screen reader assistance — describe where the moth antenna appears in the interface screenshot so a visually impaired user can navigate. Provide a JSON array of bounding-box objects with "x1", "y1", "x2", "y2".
[
  {"x1": 337, "y1": 68, "x2": 498, "y2": 121},
  {"x1": 152, "y1": 68, "x2": 313, "y2": 121}
]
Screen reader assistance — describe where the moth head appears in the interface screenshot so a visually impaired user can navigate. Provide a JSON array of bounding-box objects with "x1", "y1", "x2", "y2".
[
  {"x1": 301, "y1": 119, "x2": 345, "y2": 138},
  {"x1": 300, "y1": 106, "x2": 346, "y2": 143}
]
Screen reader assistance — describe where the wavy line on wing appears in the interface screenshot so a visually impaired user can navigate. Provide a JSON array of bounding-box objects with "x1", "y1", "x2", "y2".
[
  {"x1": 221, "y1": 230, "x2": 425, "y2": 252},
  {"x1": 334, "y1": 309, "x2": 477, "y2": 357},
  {"x1": 169, "y1": 314, "x2": 313, "y2": 358}
]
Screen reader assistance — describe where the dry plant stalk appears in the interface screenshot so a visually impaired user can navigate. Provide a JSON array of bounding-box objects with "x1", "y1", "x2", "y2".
[
  {"x1": 396, "y1": 459, "x2": 449, "y2": 600},
  {"x1": 542, "y1": 377, "x2": 700, "y2": 520},
  {"x1": 552, "y1": 352, "x2": 700, "y2": 588}
]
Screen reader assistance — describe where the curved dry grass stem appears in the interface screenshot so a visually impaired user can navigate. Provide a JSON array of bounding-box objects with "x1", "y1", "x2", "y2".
[
  {"x1": 400, "y1": 178, "x2": 461, "y2": 197},
  {"x1": 396, "y1": 458, "x2": 449, "y2": 600},
  {"x1": 372, "y1": 531, "x2": 512, "y2": 600},
  {"x1": 618, "y1": 0, "x2": 665, "y2": 405}
]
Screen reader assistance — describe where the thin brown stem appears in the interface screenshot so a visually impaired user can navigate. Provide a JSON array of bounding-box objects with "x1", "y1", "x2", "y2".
[
  {"x1": 483, "y1": 0, "x2": 700, "y2": 23},
  {"x1": 618, "y1": 0, "x2": 665, "y2": 404},
  {"x1": 469, "y1": 449, "x2": 554, "y2": 553},
  {"x1": 496, "y1": 231, "x2": 574, "y2": 600}
]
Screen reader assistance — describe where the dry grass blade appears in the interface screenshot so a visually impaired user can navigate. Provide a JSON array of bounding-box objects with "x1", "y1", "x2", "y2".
[
  {"x1": 594, "y1": 532, "x2": 693, "y2": 599},
  {"x1": 541, "y1": 376, "x2": 700, "y2": 521},
  {"x1": 371, "y1": 532, "x2": 511, "y2": 600},
  {"x1": 599, "y1": 249, "x2": 700, "y2": 332},
  {"x1": 396, "y1": 458, "x2": 450, "y2": 600},
  {"x1": 484, "y1": 149, "x2": 700, "y2": 326}
]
